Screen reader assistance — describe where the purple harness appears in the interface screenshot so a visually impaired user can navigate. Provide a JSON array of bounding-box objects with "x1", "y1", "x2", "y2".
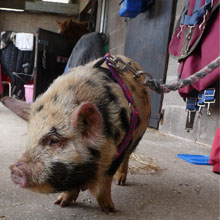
[{"x1": 104, "y1": 53, "x2": 139, "y2": 157}]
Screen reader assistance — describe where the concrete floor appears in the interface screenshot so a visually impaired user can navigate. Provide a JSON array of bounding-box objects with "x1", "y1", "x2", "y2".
[{"x1": 0, "y1": 103, "x2": 219, "y2": 220}]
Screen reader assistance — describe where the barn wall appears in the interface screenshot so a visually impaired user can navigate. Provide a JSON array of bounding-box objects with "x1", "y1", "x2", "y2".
[{"x1": 0, "y1": 11, "x2": 73, "y2": 34}]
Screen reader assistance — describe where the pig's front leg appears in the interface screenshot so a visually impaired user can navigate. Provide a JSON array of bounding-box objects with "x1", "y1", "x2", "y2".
[
  {"x1": 54, "y1": 188, "x2": 80, "y2": 207},
  {"x1": 114, "y1": 154, "x2": 130, "y2": 186},
  {"x1": 91, "y1": 176, "x2": 115, "y2": 213}
]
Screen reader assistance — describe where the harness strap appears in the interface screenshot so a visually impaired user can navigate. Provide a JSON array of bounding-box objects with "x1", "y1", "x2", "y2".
[{"x1": 104, "y1": 53, "x2": 139, "y2": 157}]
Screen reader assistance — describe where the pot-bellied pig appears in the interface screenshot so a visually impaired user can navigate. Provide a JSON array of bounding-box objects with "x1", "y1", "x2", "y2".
[{"x1": 2, "y1": 55, "x2": 151, "y2": 213}]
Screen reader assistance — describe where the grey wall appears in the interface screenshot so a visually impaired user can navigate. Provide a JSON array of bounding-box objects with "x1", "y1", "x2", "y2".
[
  {"x1": 96, "y1": 0, "x2": 126, "y2": 55},
  {"x1": 106, "y1": 0, "x2": 126, "y2": 55}
]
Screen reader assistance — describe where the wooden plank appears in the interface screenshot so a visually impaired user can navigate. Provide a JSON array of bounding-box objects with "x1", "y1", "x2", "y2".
[
  {"x1": 0, "y1": 0, "x2": 26, "y2": 10},
  {"x1": 25, "y1": 1, "x2": 79, "y2": 15},
  {"x1": 124, "y1": 0, "x2": 177, "y2": 128}
]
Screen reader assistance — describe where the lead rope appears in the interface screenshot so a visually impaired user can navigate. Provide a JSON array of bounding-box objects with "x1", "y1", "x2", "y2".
[
  {"x1": 144, "y1": 55, "x2": 220, "y2": 93},
  {"x1": 104, "y1": 54, "x2": 220, "y2": 94}
]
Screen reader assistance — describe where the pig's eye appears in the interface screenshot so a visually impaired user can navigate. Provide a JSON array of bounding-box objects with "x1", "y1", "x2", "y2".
[
  {"x1": 41, "y1": 135, "x2": 63, "y2": 147},
  {"x1": 49, "y1": 137, "x2": 61, "y2": 146}
]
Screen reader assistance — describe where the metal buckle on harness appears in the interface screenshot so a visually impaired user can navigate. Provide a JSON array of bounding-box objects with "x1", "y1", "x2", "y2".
[
  {"x1": 180, "y1": 25, "x2": 195, "y2": 56},
  {"x1": 105, "y1": 54, "x2": 128, "y2": 72},
  {"x1": 199, "y1": 10, "x2": 209, "y2": 30},
  {"x1": 105, "y1": 54, "x2": 153, "y2": 81},
  {"x1": 177, "y1": 25, "x2": 184, "y2": 38},
  {"x1": 197, "y1": 92, "x2": 205, "y2": 118},
  {"x1": 204, "y1": 88, "x2": 216, "y2": 115},
  {"x1": 186, "y1": 25, "x2": 195, "y2": 40},
  {"x1": 185, "y1": 97, "x2": 197, "y2": 132}
]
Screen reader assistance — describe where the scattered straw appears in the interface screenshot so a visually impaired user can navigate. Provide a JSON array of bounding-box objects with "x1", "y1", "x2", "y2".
[{"x1": 129, "y1": 153, "x2": 161, "y2": 174}]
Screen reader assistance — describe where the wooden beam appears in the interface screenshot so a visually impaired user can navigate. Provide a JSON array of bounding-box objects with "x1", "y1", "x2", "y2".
[{"x1": 25, "y1": 1, "x2": 79, "y2": 16}]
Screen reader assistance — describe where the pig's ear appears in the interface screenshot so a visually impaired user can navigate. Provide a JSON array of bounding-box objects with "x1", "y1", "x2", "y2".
[
  {"x1": 1, "y1": 96, "x2": 31, "y2": 121},
  {"x1": 72, "y1": 102, "x2": 102, "y2": 142}
]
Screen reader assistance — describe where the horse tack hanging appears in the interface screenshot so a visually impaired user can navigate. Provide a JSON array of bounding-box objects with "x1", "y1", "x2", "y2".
[{"x1": 169, "y1": 0, "x2": 220, "y2": 60}]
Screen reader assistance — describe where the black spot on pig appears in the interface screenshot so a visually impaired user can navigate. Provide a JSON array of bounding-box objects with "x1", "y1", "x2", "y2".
[
  {"x1": 136, "y1": 116, "x2": 141, "y2": 128},
  {"x1": 53, "y1": 94, "x2": 58, "y2": 103},
  {"x1": 37, "y1": 105, "x2": 44, "y2": 112},
  {"x1": 87, "y1": 147, "x2": 100, "y2": 159},
  {"x1": 85, "y1": 79, "x2": 98, "y2": 88},
  {"x1": 102, "y1": 75, "x2": 113, "y2": 83},
  {"x1": 95, "y1": 67, "x2": 115, "y2": 83},
  {"x1": 96, "y1": 85, "x2": 120, "y2": 139},
  {"x1": 93, "y1": 57, "x2": 105, "y2": 68},
  {"x1": 142, "y1": 89, "x2": 149, "y2": 99},
  {"x1": 48, "y1": 161, "x2": 98, "y2": 192},
  {"x1": 50, "y1": 126, "x2": 58, "y2": 135},
  {"x1": 97, "y1": 103, "x2": 114, "y2": 139},
  {"x1": 103, "y1": 85, "x2": 118, "y2": 104},
  {"x1": 113, "y1": 129, "x2": 121, "y2": 143},
  {"x1": 130, "y1": 84, "x2": 136, "y2": 92},
  {"x1": 48, "y1": 127, "x2": 63, "y2": 138},
  {"x1": 119, "y1": 107, "x2": 129, "y2": 132}
]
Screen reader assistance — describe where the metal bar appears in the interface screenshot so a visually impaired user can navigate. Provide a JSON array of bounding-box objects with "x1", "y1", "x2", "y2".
[{"x1": 100, "y1": 0, "x2": 107, "y2": 33}]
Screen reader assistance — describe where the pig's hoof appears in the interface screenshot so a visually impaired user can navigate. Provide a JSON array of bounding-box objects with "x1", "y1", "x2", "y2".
[
  {"x1": 114, "y1": 172, "x2": 127, "y2": 186},
  {"x1": 54, "y1": 190, "x2": 79, "y2": 207},
  {"x1": 100, "y1": 204, "x2": 116, "y2": 214},
  {"x1": 97, "y1": 194, "x2": 115, "y2": 213},
  {"x1": 54, "y1": 197, "x2": 71, "y2": 207}
]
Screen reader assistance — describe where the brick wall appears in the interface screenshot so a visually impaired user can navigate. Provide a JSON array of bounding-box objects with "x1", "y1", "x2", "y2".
[{"x1": 105, "y1": 0, "x2": 126, "y2": 55}]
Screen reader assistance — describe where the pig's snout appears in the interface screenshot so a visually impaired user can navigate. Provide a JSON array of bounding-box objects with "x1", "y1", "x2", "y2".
[{"x1": 10, "y1": 162, "x2": 29, "y2": 188}]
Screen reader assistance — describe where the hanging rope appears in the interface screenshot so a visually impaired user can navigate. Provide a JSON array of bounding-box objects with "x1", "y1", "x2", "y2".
[
  {"x1": 141, "y1": 55, "x2": 220, "y2": 94},
  {"x1": 103, "y1": 54, "x2": 220, "y2": 94}
]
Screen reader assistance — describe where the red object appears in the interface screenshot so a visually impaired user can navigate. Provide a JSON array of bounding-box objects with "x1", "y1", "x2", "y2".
[
  {"x1": 168, "y1": 0, "x2": 220, "y2": 97},
  {"x1": 0, "y1": 65, "x2": 2, "y2": 95},
  {"x1": 178, "y1": 8, "x2": 220, "y2": 97},
  {"x1": 2, "y1": 72, "x2": 11, "y2": 83},
  {"x1": 0, "y1": 66, "x2": 12, "y2": 96},
  {"x1": 209, "y1": 127, "x2": 220, "y2": 174}
]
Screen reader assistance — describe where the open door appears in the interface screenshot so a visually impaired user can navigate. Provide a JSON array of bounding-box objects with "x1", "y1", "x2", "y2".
[
  {"x1": 124, "y1": 0, "x2": 177, "y2": 128},
  {"x1": 33, "y1": 28, "x2": 75, "y2": 99}
]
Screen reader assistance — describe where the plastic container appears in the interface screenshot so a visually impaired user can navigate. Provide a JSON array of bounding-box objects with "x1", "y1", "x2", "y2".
[
  {"x1": 24, "y1": 84, "x2": 34, "y2": 103},
  {"x1": 119, "y1": 0, "x2": 143, "y2": 18},
  {"x1": 177, "y1": 154, "x2": 211, "y2": 165}
]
